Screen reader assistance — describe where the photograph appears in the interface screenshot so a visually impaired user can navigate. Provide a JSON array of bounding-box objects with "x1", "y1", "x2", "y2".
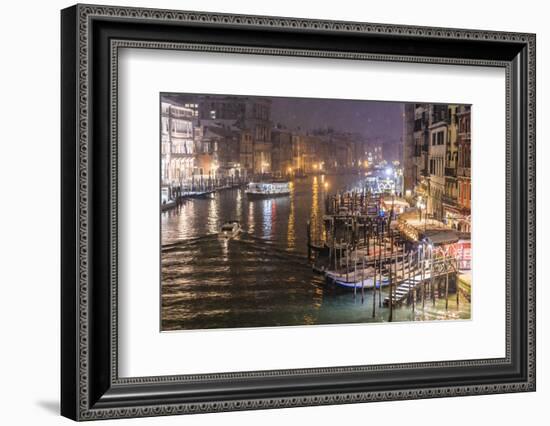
[{"x1": 159, "y1": 94, "x2": 472, "y2": 331}]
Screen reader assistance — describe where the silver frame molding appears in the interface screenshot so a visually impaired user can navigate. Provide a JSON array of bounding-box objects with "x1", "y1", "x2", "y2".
[{"x1": 61, "y1": 3, "x2": 536, "y2": 421}]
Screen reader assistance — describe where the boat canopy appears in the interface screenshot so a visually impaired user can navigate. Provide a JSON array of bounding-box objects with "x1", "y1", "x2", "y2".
[
  {"x1": 421, "y1": 229, "x2": 459, "y2": 246},
  {"x1": 248, "y1": 181, "x2": 289, "y2": 189}
]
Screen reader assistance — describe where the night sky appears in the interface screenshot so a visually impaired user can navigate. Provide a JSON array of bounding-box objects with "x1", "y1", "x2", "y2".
[
  {"x1": 271, "y1": 97, "x2": 403, "y2": 141},
  {"x1": 164, "y1": 94, "x2": 405, "y2": 160}
]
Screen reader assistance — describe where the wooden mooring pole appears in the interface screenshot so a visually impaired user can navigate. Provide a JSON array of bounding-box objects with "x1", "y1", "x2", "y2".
[
  {"x1": 361, "y1": 254, "x2": 365, "y2": 304},
  {"x1": 365, "y1": 220, "x2": 368, "y2": 252},
  {"x1": 445, "y1": 259, "x2": 449, "y2": 310},
  {"x1": 372, "y1": 255, "x2": 377, "y2": 318},
  {"x1": 346, "y1": 243, "x2": 349, "y2": 284},
  {"x1": 339, "y1": 238, "x2": 343, "y2": 269},
  {"x1": 401, "y1": 243, "x2": 405, "y2": 285},
  {"x1": 407, "y1": 250, "x2": 412, "y2": 306},
  {"x1": 456, "y1": 258, "x2": 460, "y2": 308},
  {"x1": 377, "y1": 225, "x2": 382, "y2": 308},
  {"x1": 430, "y1": 247, "x2": 435, "y2": 307},
  {"x1": 388, "y1": 231, "x2": 394, "y2": 322},
  {"x1": 353, "y1": 247, "x2": 357, "y2": 300},
  {"x1": 306, "y1": 220, "x2": 311, "y2": 261},
  {"x1": 421, "y1": 246, "x2": 425, "y2": 311}
]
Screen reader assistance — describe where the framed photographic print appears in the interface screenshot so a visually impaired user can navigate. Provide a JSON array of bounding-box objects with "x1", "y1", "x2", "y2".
[{"x1": 61, "y1": 4, "x2": 536, "y2": 421}]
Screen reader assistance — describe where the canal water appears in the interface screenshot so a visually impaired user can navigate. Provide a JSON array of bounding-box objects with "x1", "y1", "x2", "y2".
[{"x1": 161, "y1": 174, "x2": 470, "y2": 331}]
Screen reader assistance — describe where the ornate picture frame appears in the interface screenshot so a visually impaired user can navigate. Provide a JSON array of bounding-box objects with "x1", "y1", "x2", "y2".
[{"x1": 61, "y1": 4, "x2": 535, "y2": 421}]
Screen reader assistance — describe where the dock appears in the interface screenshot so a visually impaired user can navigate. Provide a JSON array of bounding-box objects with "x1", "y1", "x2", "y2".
[
  {"x1": 307, "y1": 186, "x2": 466, "y2": 320},
  {"x1": 161, "y1": 182, "x2": 246, "y2": 211}
]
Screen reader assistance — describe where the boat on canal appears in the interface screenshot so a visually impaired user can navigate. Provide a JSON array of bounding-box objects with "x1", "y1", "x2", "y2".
[
  {"x1": 325, "y1": 270, "x2": 390, "y2": 290},
  {"x1": 219, "y1": 220, "x2": 241, "y2": 239},
  {"x1": 160, "y1": 187, "x2": 178, "y2": 211},
  {"x1": 245, "y1": 181, "x2": 290, "y2": 199}
]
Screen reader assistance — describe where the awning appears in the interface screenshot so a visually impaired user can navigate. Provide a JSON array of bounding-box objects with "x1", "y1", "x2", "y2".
[{"x1": 421, "y1": 229, "x2": 459, "y2": 246}]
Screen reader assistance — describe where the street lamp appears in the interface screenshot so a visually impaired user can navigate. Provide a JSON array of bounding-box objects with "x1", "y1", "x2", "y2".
[{"x1": 416, "y1": 196, "x2": 423, "y2": 220}]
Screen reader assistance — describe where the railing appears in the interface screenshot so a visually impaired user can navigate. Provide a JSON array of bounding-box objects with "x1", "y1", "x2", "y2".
[
  {"x1": 170, "y1": 149, "x2": 193, "y2": 156},
  {"x1": 170, "y1": 130, "x2": 193, "y2": 138}
]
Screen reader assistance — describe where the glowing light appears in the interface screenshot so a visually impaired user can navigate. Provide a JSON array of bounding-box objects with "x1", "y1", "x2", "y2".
[{"x1": 385, "y1": 167, "x2": 392, "y2": 176}]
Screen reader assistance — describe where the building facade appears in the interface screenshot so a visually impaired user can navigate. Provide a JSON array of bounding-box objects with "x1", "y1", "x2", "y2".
[
  {"x1": 402, "y1": 103, "x2": 416, "y2": 194},
  {"x1": 271, "y1": 126, "x2": 293, "y2": 177},
  {"x1": 456, "y1": 105, "x2": 472, "y2": 231},
  {"x1": 182, "y1": 95, "x2": 272, "y2": 175},
  {"x1": 411, "y1": 104, "x2": 431, "y2": 205},
  {"x1": 403, "y1": 103, "x2": 471, "y2": 231},
  {"x1": 291, "y1": 132, "x2": 307, "y2": 174},
  {"x1": 161, "y1": 101, "x2": 195, "y2": 186},
  {"x1": 247, "y1": 100, "x2": 272, "y2": 174},
  {"x1": 442, "y1": 105, "x2": 461, "y2": 228},
  {"x1": 427, "y1": 105, "x2": 449, "y2": 220},
  {"x1": 239, "y1": 128, "x2": 254, "y2": 177}
]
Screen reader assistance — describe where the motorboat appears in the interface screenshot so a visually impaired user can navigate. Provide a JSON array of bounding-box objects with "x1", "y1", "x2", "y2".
[
  {"x1": 245, "y1": 181, "x2": 290, "y2": 199},
  {"x1": 219, "y1": 221, "x2": 241, "y2": 239}
]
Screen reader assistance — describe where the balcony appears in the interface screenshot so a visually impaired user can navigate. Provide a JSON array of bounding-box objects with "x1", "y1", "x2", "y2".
[
  {"x1": 414, "y1": 118, "x2": 427, "y2": 131},
  {"x1": 457, "y1": 167, "x2": 471, "y2": 178},
  {"x1": 171, "y1": 151, "x2": 194, "y2": 158},
  {"x1": 445, "y1": 167, "x2": 457, "y2": 177},
  {"x1": 442, "y1": 194, "x2": 457, "y2": 206},
  {"x1": 171, "y1": 130, "x2": 193, "y2": 138}
]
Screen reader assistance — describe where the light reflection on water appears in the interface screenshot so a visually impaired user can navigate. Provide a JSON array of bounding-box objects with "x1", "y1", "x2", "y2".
[{"x1": 161, "y1": 174, "x2": 470, "y2": 331}]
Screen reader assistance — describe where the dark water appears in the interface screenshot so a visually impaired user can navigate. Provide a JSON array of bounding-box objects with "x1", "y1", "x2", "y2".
[{"x1": 161, "y1": 174, "x2": 470, "y2": 331}]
